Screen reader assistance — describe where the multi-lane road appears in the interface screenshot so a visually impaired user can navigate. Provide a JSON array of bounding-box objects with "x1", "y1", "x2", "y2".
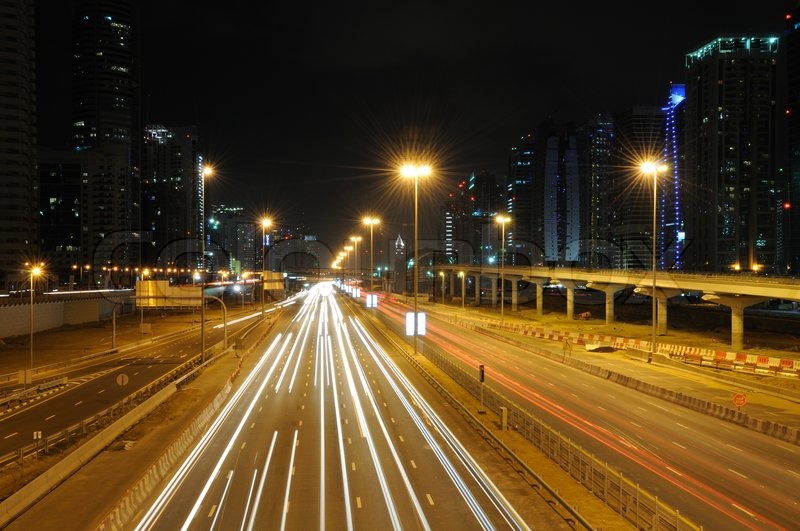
[
  {"x1": 0, "y1": 307, "x2": 263, "y2": 466},
  {"x1": 134, "y1": 283, "x2": 528, "y2": 530},
  {"x1": 374, "y1": 297, "x2": 800, "y2": 530}
]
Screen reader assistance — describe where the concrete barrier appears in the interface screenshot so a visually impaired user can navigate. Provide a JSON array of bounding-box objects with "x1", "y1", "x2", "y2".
[{"x1": 0, "y1": 384, "x2": 176, "y2": 528}]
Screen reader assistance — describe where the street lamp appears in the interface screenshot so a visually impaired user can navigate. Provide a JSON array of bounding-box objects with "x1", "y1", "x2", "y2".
[
  {"x1": 459, "y1": 271, "x2": 465, "y2": 310},
  {"x1": 401, "y1": 163, "x2": 432, "y2": 356},
  {"x1": 350, "y1": 236, "x2": 362, "y2": 283},
  {"x1": 640, "y1": 161, "x2": 667, "y2": 364},
  {"x1": 495, "y1": 214, "x2": 511, "y2": 320},
  {"x1": 26, "y1": 262, "x2": 43, "y2": 386},
  {"x1": 343, "y1": 245, "x2": 353, "y2": 282},
  {"x1": 363, "y1": 216, "x2": 380, "y2": 290},
  {"x1": 200, "y1": 164, "x2": 214, "y2": 362},
  {"x1": 439, "y1": 271, "x2": 445, "y2": 303},
  {"x1": 261, "y1": 217, "x2": 272, "y2": 317}
]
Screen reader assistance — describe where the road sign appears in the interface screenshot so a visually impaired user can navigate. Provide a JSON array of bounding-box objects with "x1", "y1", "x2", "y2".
[
  {"x1": 733, "y1": 393, "x2": 747, "y2": 407},
  {"x1": 116, "y1": 373, "x2": 129, "y2": 386}
]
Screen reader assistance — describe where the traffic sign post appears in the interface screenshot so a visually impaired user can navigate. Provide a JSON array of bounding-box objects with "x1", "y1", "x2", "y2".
[{"x1": 733, "y1": 392, "x2": 747, "y2": 409}]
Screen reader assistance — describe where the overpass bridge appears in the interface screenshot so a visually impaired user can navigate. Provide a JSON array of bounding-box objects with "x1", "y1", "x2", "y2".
[{"x1": 434, "y1": 265, "x2": 800, "y2": 351}]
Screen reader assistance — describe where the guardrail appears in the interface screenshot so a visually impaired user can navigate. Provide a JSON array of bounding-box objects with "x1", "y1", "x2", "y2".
[
  {"x1": 419, "y1": 337, "x2": 699, "y2": 530},
  {"x1": 364, "y1": 296, "x2": 699, "y2": 530},
  {"x1": 0, "y1": 353, "x2": 202, "y2": 471}
]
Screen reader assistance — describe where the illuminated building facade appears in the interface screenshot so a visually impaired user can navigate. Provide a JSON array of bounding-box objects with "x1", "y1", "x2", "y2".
[
  {"x1": 141, "y1": 125, "x2": 202, "y2": 268},
  {"x1": 71, "y1": 0, "x2": 140, "y2": 269},
  {"x1": 662, "y1": 84, "x2": 687, "y2": 270},
  {"x1": 611, "y1": 105, "x2": 666, "y2": 269},
  {"x1": 533, "y1": 121, "x2": 582, "y2": 264},
  {"x1": 506, "y1": 134, "x2": 539, "y2": 251},
  {"x1": 578, "y1": 114, "x2": 616, "y2": 268},
  {"x1": 0, "y1": 0, "x2": 37, "y2": 289},
  {"x1": 787, "y1": 8, "x2": 800, "y2": 274},
  {"x1": 684, "y1": 37, "x2": 780, "y2": 273}
]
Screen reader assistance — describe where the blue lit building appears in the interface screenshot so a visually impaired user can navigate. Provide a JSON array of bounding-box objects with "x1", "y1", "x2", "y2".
[
  {"x1": 684, "y1": 37, "x2": 780, "y2": 273},
  {"x1": 662, "y1": 84, "x2": 686, "y2": 270}
]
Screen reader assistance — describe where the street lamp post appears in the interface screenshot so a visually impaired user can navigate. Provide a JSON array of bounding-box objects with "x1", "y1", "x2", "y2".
[
  {"x1": 363, "y1": 216, "x2": 380, "y2": 290},
  {"x1": 439, "y1": 271, "x2": 445, "y2": 303},
  {"x1": 344, "y1": 245, "x2": 353, "y2": 281},
  {"x1": 261, "y1": 217, "x2": 272, "y2": 318},
  {"x1": 401, "y1": 163, "x2": 432, "y2": 356},
  {"x1": 350, "y1": 236, "x2": 362, "y2": 284},
  {"x1": 200, "y1": 164, "x2": 214, "y2": 362},
  {"x1": 459, "y1": 271, "x2": 465, "y2": 310},
  {"x1": 496, "y1": 214, "x2": 510, "y2": 320},
  {"x1": 28, "y1": 263, "x2": 42, "y2": 386},
  {"x1": 641, "y1": 161, "x2": 667, "y2": 364}
]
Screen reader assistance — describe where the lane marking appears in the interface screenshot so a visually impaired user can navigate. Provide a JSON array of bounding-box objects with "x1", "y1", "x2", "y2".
[
  {"x1": 426, "y1": 494, "x2": 434, "y2": 505},
  {"x1": 728, "y1": 468, "x2": 748, "y2": 479},
  {"x1": 208, "y1": 505, "x2": 217, "y2": 518},
  {"x1": 356, "y1": 497, "x2": 362, "y2": 509},
  {"x1": 98, "y1": 389, "x2": 105, "y2": 394},
  {"x1": 673, "y1": 441, "x2": 686, "y2": 450},
  {"x1": 732, "y1": 503, "x2": 756, "y2": 518},
  {"x1": 4, "y1": 432, "x2": 18, "y2": 439},
  {"x1": 410, "y1": 460, "x2": 417, "y2": 469},
  {"x1": 74, "y1": 401, "x2": 83, "y2": 406},
  {"x1": 45, "y1": 414, "x2": 55, "y2": 421}
]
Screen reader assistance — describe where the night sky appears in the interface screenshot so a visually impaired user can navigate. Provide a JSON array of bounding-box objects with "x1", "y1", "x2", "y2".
[{"x1": 36, "y1": 1, "x2": 798, "y2": 249}]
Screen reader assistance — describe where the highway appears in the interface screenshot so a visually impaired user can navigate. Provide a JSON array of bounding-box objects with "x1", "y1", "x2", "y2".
[
  {"x1": 375, "y1": 297, "x2": 800, "y2": 531},
  {"x1": 0, "y1": 307, "x2": 265, "y2": 466},
  {"x1": 135, "y1": 283, "x2": 529, "y2": 530}
]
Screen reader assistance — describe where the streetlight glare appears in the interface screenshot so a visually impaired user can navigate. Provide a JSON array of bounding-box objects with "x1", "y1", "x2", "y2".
[
  {"x1": 401, "y1": 163, "x2": 432, "y2": 178},
  {"x1": 31, "y1": 266, "x2": 42, "y2": 277},
  {"x1": 202, "y1": 165, "x2": 214, "y2": 178},
  {"x1": 640, "y1": 161, "x2": 668, "y2": 174},
  {"x1": 261, "y1": 218, "x2": 272, "y2": 228},
  {"x1": 495, "y1": 214, "x2": 511, "y2": 224}
]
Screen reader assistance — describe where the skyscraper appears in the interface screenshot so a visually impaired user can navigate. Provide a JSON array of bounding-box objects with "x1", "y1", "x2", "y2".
[
  {"x1": 506, "y1": 134, "x2": 539, "y2": 260},
  {"x1": 141, "y1": 125, "x2": 201, "y2": 268},
  {"x1": 534, "y1": 120, "x2": 581, "y2": 264},
  {"x1": 0, "y1": 0, "x2": 37, "y2": 290},
  {"x1": 684, "y1": 37, "x2": 780, "y2": 273},
  {"x1": 611, "y1": 105, "x2": 666, "y2": 269},
  {"x1": 786, "y1": 8, "x2": 800, "y2": 274},
  {"x1": 662, "y1": 84, "x2": 687, "y2": 270},
  {"x1": 71, "y1": 0, "x2": 140, "y2": 268},
  {"x1": 578, "y1": 114, "x2": 615, "y2": 268}
]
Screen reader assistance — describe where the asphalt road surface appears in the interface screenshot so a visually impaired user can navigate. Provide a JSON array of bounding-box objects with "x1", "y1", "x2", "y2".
[{"x1": 134, "y1": 283, "x2": 529, "y2": 530}]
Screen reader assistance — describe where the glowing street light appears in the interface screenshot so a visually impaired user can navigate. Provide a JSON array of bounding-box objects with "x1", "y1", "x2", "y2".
[
  {"x1": 495, "y1": 214, "x2": 511, "y2": 320},
  {"x1": 401, "y1": 163, "x2": 432, "y2": 356},
  {"x1": 363, "y1": 216, "x2": 380, "y2": 290},
  {"x1": 261, "y1": 217, "x2": 272, "y2": 317},
  {"x1": 640, "y1": 161, "x2": 668, "y2": 363},
  {"x1": 26, "y1": 262, "x2": 43, "y2": 386},
  {"x1": 350, "y1": 236, "x2": 362, "y2": 281},
  {"x1": 200, "y1": 164, "x2": 214, "y2": 362},
  {"x1": 459, "y1": 271, "x2": 465, "y2": 310}
]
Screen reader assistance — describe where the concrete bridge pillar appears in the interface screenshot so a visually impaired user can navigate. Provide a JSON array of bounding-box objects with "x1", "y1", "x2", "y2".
[
  {"x1": 657, "y1": 297, "x2": 668, "y2": 336},
  {"x1": 702, "y1": 293, "x2": 768, "y2": 351},
  {"x1": 510, "y1": 277, "x2": 519, "y2": 311},
  {"x1": 558, "y1": 280, "x2": 582, "y2": 321},
  {"x1": 535, "y1": 282, "x2": 544, "y2": 317},
  {"x1": 587, "y1": 284, "x2": 627, "y2": 325}
]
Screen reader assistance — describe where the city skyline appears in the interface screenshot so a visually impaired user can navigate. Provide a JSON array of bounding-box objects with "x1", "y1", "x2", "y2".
[{"x1": 33, "y1": 2, "x2": 797, "y2": 249}]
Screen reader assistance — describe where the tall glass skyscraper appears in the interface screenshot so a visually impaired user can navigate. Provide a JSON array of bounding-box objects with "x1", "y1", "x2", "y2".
[
  {"x1": 71, "y1": 0, "x2": 140, "y2": 270},
  {"x1": 684, "y1": 37, "x2": 780, "y2": 273},
  {"x1": 0, "y1": 0, "x2": 37, "y2": 290}
]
